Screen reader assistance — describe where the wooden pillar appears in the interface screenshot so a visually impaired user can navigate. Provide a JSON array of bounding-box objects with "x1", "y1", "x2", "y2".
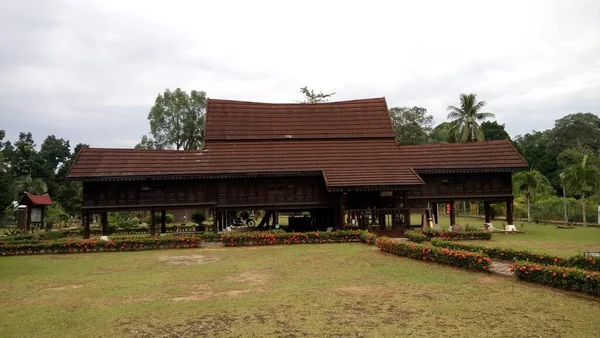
[
  {"x1": 26, "y1": 206, "x2": 32, "y2": 232},
  {"x1": 83, "y1": 211, "x2": 91, "y2": 239},
  {"x1": 432, "y1": 203, "x2": 439, "y2": 225},
  {"x1": 100, "y1": 212, "x2": 108, "y2": 236},
  {"x1": 403, "y1": 191, "x2": 410, "y2": 228},
  {"x1": 340, "y1": 194, "x2": 345, "y2": 229},
  {"x1": 484, "y1": 201, "x2": 492, "y2": 224},
  {"x1": 41, "y1": 207, "x2": 46, "y2": 231},
  {"x1": 212, "y1": 206, "x2": 218, "y2": 232},
  {"x1": 149, "y1": 209, "x2": 156, "y2": 236},
  {"x1": 449, "y1": 199, "x2": 456, "y2": 226},
  {"x1": 506, "y1": 197, "x2": 514, "y2": 225},
  {"x1": 161, "y1": 210, "x2": 166, "y2": 234}
]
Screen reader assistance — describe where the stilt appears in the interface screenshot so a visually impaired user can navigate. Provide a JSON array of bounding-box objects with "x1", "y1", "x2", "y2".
[
  {"x1": 83, "y1": 211, "x2": 91, "y2": 239},
  {"x1": 100, "y1": 212, "x2": 108, "y2": 236},
  {"x1": 449, "y1": 199, "x2": 456, "y2": 229},
  {"x1": 484, "y1": 201, "x2": 492, "y2": 230},
  {"x1": 161, "y1": 210, "x2": 166, "y2": 234},
  {"x1": 505, "y1": 197, "x2": 516, "y2": 231},
  {"x1": 432, "y1": 203, "x2": 439, "y2": 225},
  {"x1": 149, "y1": 209, "x2": 156, "y2": 236}
]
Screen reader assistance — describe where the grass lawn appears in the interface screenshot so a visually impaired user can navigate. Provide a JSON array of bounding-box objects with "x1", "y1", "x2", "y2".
[{"x1": 1, "y1": 244, "x2": 600, "y2": 337}]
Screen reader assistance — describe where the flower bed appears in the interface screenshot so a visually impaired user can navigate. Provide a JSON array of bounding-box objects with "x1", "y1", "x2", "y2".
[
  {"x1": 0, "y1": 236, "x2": 203, "y2": 256},
  {"x1": 431, "y1": 239, "x2": 600, "y2": 272},
  {"x1": 422, "y1": 230, "x2": 492, "y2": 241},
  {"x1": 221, "y1": 230, "x2": 369, "y2": 247},
  {"x1": 360, "y1": 231, "x2": 378, "y2": 245},
  {"x1": 405, "y1": 230, "x2": 428, "y2": 243},
  {"x1": 375, "y1": 237, "x2": 491, "y2": 272},
  {"x1": 513, "y1": 262, "x2": 600, "y2": 296}
]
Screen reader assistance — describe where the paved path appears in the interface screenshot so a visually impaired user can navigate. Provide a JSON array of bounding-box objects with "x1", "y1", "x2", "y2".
[{"x1": 490, "y1": 260, "x2": 514, "y2": 276}]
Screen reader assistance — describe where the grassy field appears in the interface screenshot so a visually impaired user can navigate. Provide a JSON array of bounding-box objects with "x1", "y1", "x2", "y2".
[{"x1": 1, "y1": 244, "x2": 600, "y2": 338}]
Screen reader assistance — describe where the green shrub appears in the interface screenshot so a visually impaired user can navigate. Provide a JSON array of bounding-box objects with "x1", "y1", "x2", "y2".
[
  {"x1": 191, "y1": 211, "x2": 206, "y2": 224},
  {"x1": 0, "y1": 235, "x2": 203, "y2": 256},
  {"x1": 199, "y1": 232, "x2": 222, "y2": 243},
  {"x1": 513, "y1": 261, "x2": 600, "y2": 296},
  {"x1": 360, "y1": 231, "x2": 377, "y2": 245},
  {"x1": 221, "y1": 230, "x2": 368, "y2": 247},
  {"x1": 375, "y1": 237, "x2": 491, "y2": 272},
  {"x1": 430, "y1": 239, "x2": 600, "y2": 272},
  {"x1": 419, "y1": 230, "x2": 492, "y2": 241},
  {"x1": 405, "y1": 230, "x2": 427, "y2": 243}
]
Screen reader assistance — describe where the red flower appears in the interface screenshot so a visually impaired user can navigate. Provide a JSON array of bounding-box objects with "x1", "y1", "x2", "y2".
[
  {"x1": 586, "y1": 275, "x2": 591, "y2": 279},
  {"x1": 482, "y1": 266, "x2": 487, "y2": 270},
  {"x1": 562, "y1": 273, "x2": 567, "y2": 278},
  {"x1": 554, "y1": 258, "x2": 559, "y2": 262},
  {"x1": 477, "y1": 259, "x2": 483, "y2": 264},
  {"x1": 552, "y1": 272, "x2": 557, "y2": 277}
]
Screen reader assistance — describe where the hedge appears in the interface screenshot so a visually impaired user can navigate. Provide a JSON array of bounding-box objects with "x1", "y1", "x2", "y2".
[
  {"x1": 221, "y1": 230, "x2": 370, "y2": 247},
  {"x1": 375, "y1": 237, "x2": 492, "y2": 272},
  {"x1": 513, "y1": 261, "x2": 600, "y2": 296},
  {"x1": 405, "y1": 230, "x2": 427, "y2": 243},
  {"x1": 431, "y1": 239, "x2": 600, "y2": 272},
  {"x1": 0, "y1": 236, "x2": 203, "y2": 256}
]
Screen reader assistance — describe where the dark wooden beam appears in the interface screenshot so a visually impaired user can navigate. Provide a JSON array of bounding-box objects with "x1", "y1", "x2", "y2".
[
  {"x1": 149, "y1": 209, "x2": 156, "y2": 236},
  {"x1": 432, "y1": 203, "x2": 438, "y2": 225},
  {"x1": 83, "y1": 211, "x2": 91, "y2": 239},
  {"x1": 160, "y1": 210, "x2": 166, "y2": 234},
  {"x1": 506, "y1": 197, "x2": 514, "y2": 225},
  {"x1": 100, "y1": 212, "x2": 108, "y2": 236},
  {"x1": 449, "y1": 199, "x2": 456, "y2": 226},
  {"x1": 484, "y1": 201, "x2": 491, "y2": 224}
]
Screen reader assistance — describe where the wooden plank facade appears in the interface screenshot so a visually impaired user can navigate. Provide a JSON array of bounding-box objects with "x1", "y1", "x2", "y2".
[{"x1": 68, "y1": 98, "x2": 528, "y2": 237}]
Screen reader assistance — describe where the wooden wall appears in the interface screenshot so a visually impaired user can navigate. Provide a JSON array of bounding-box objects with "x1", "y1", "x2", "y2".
[
  {"x1": 82, "y1": 176, "x2": 329, "y2": 210},
  {"x1": 408, "y1": 172, "x2": 512, "y2": 200}
]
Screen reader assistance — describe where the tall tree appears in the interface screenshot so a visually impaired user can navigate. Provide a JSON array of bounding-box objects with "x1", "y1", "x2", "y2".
[
  {"x1": 430, "y1": 122, "x2": 458, "y2": 143},
  {"x1": 513, "y1": 130, "x2": 558, "y2": 186},
  {"x1": 388, "y1": 106, "x2": 433, "y2": 145},
  {"x1": 147, "y1": 88, "x2": 207, "y2": 150},
  {"x1": 134, "y1": 135, "x2": 159, "y2": 150},
  {"x1": 14, "y1": 175, "x2": 47, "y2": 196},
  {"x1": 563, "y1": 155, "x2": 600, "y2": 226},
  {"x1": 549, "y1": 113, "x2": 600, "y2": 155},
  {"x1": 54, "y1": 143, "x2": 87, "y2": 216},
  {"x1": 0, "y1": 130, "x2": 13, "y2": 220},
  {"x1": 481, "y1": 121, "x2": 510, "y2": 141},
  {"x1": 9, "y1": 132, "x2": 37, "y2": 178},
  {"x1": 447, "y1": 93, "x2": 495, "y2": 142},
  {"x1": 297, "y1": 86, "x2": 335, "y2": 103},
  {"x1": 513, "y1": 170, "x2": 554, "y2": 222}
]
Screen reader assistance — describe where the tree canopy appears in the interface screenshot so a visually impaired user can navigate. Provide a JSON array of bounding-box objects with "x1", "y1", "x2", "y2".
[
  {"x1": 447, "y1": 93, "x2": 495, "y2": 142},
  {"x1": 297, "y1": 86, "x2": 335, "y2": 104},
  {"x1": 481, "y1": 121, "x2": 510, "y2": 141},
  {"x1": 144, "y1": 88, "x2": 207, "y2": 150},
  {"x1": 388, "y1": 106, "x2": 434, "y2": 145}
]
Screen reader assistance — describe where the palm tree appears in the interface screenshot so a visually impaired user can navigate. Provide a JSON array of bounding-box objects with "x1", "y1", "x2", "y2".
[
  {"x1": 447, "y1": 93, "x2": 495, "y2": 142},
  {"x1": 563, "y1": 155, "x2": 600, "y2": 226},
  {"x1": 513, "y1": 170, "x2": 553, "y2": 222},
  {"x1": 14, "y1": 175, "x2": 48, "y2": 196}
]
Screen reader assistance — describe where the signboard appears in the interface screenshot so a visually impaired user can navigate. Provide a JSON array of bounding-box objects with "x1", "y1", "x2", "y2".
[
  {"x1": 380, "y1": 191, "x2": 393, "y2": 197},
  {"x1": 30, "y1": 207, "x2": 42, "y2": 223}
]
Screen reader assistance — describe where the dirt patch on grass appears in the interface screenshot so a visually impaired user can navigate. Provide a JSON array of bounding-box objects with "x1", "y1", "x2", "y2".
[
  {"x1": 123, "y1": 296, "x2": 154, "y2": 303},
  {"x1": 45, "y1": 285, "x2": 83, "y2": 291},
  {"x1": 172, "y1": 289, "x2": 259, "y2": 302},
  {"x1": 226, "y1": 272, "x2": 268, "y2": 285},
  {"x1": 475, "y1": 275, "x2": 504, "y2": 284},
  {"x1": 158, "y1": 254, "x2": 219, "y2": 265},
  {"x1": 336, "y1": 285, "x2": 384, "y2": 296}
]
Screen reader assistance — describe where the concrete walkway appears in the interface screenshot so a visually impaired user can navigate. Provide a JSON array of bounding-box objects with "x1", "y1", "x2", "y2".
[{"x1": 490, "y1": 260, "x2": 514, "y2": 276}]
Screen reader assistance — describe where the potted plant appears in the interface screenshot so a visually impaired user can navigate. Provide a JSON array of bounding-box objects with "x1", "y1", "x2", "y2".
[{"x1": 191, "y1": 211, "x2": 206, "y2": 232}]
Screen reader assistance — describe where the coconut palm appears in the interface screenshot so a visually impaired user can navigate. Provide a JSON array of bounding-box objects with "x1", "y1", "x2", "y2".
[
  {"x1": 14, "y1": 175, "x2": 48, "y2": 196},
  {"x1": 563, "y1": 155, "x2": 600, "y2": 226},
  {"x1": 513, "y1": 170, "x2": 554, "y2": 222},
  {"x1": 447, "y1": 93, "x2": 495, "y2": 142}
]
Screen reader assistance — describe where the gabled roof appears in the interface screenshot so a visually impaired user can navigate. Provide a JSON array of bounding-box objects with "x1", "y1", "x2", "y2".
[
  {"x1": 204, "y1": 97, "x2": 395, "y2": 142},
  {"x1": 67, "y1": 139, "x2": 425, "y2": 189},
  {"x1": 20, "y1": 193, "x2": 53, "y2": 206},
  {"x1": 397, "y1": 139, "x2": 528, "y2": 173}
]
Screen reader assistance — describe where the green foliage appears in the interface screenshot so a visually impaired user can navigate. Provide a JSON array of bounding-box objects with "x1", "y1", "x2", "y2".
[
  {"x1": 430, "y1": 122, "x2": 458, "y2": 143},
  {"x1": 480, "y1": 121, "x2": 510, "y2": 141},
  {"x1": 0, "y1": 235, "x2": 204, "y2": 256},
  {"x1": 446, "y1": 93, "x2": 495, "y2": 142},
  {"x1": 419, "y1": 229, "x2": 492, "y2": 241},
  {"x1": 146, "y1": 88, "x2": 207, "y2": 150},
  {"x1": 513, "y1": 262, "x2": 600, "y2": 296},
  {"x1": 388, "y1": 106, "x2": 434, "y2": 145},
  {"x1": 297, "y1": 86, "x2": 335, "y2": 103},
  {"x1": 13, "y1": 175, "x2": 47, "y2": 196},
  {"x1": 191, "y1": 211, "x2": 205, "y2": 224},
  {"x1": 359, "y1": 231, "x2": 378, "y2": 245},
  {"x1": 376, "y1": 237, "x2": 491, "y2": 271},
  {"x1": 548, "y1": 113, "x2": 600, "y2": 155},
  {"x1": 221, "y1": 230, "x2": 368, "y2": 246},
  {"x1": 513, "y1": 169, "x2": 554, "y2": 221},
  {"x1": 562, "y1": 154, "x2": 600, "y2": 225},
  {"x1": 430, "y1": 239, "x2": 600, "y2": 272},
  {"x1": 45, "y1": 203, "x2": 70, "y2": 225},
  {"x1": 405, "y1": 229, "x2": 428, "y2": 243}
]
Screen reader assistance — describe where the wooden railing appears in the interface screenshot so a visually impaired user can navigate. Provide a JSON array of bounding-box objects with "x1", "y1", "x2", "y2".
[{"x1": 344, "y1": 208, "x2": 410, "y2": 230}]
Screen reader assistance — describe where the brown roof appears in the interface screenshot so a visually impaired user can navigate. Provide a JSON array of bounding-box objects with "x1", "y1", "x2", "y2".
[
  {"x1": 204, "y1": 97, "x2": 395, "y2": 141},
  {"x1": 20, "y1": 193, "x2": 53, "y2": 206},
  {"x1": 67, "y1": 139, "x2": 424, "y2": 188},
  {"x1": 67, "y1": 98, "x2": 528, "y2": 187},
  {"x1": 397, "y1": 139, "x2": 528, "y2": 173}
]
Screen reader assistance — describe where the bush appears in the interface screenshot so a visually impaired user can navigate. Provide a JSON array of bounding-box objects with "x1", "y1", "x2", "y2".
[
  {"x1": 191, "y1": 211, "x2": 206, "y2": 224},
  {"x1": 199, "y1": 232, "x2": 222, "y2": 243},
  {"x1": 420, "y1": 230, "x2": 492, "y2": 241},
  {"x1": 0, "y1": 235, "x2": 203, "y2": 256},
  {"x1": 375, "y1": 237, "x2": 491, "y2": 272},
  {"x1": 405, "y1": 230, "x2": 428, "y2": 243},
  {"x1": 513, "y1": 261, "x2": 600, "y2": 296},
  {"x1": 221, "y1": 230, "x2": 368, "y2": 247},
  {"x1": 360, "y1": 231, "x2": 377, "y2": 245},
  {"x1": 431, "y1": 239, "x2": 600, "y2": 272}
]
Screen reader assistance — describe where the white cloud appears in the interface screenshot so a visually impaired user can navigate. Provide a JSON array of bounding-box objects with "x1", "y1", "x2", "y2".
[{"x1": 0, "y1": 0, "x2": 598, "y2": 147}]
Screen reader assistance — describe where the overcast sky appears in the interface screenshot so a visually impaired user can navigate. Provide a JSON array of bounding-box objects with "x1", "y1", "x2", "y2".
[{"x1": 1, "y1": 0, "x2": 599, "y2": 149}]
